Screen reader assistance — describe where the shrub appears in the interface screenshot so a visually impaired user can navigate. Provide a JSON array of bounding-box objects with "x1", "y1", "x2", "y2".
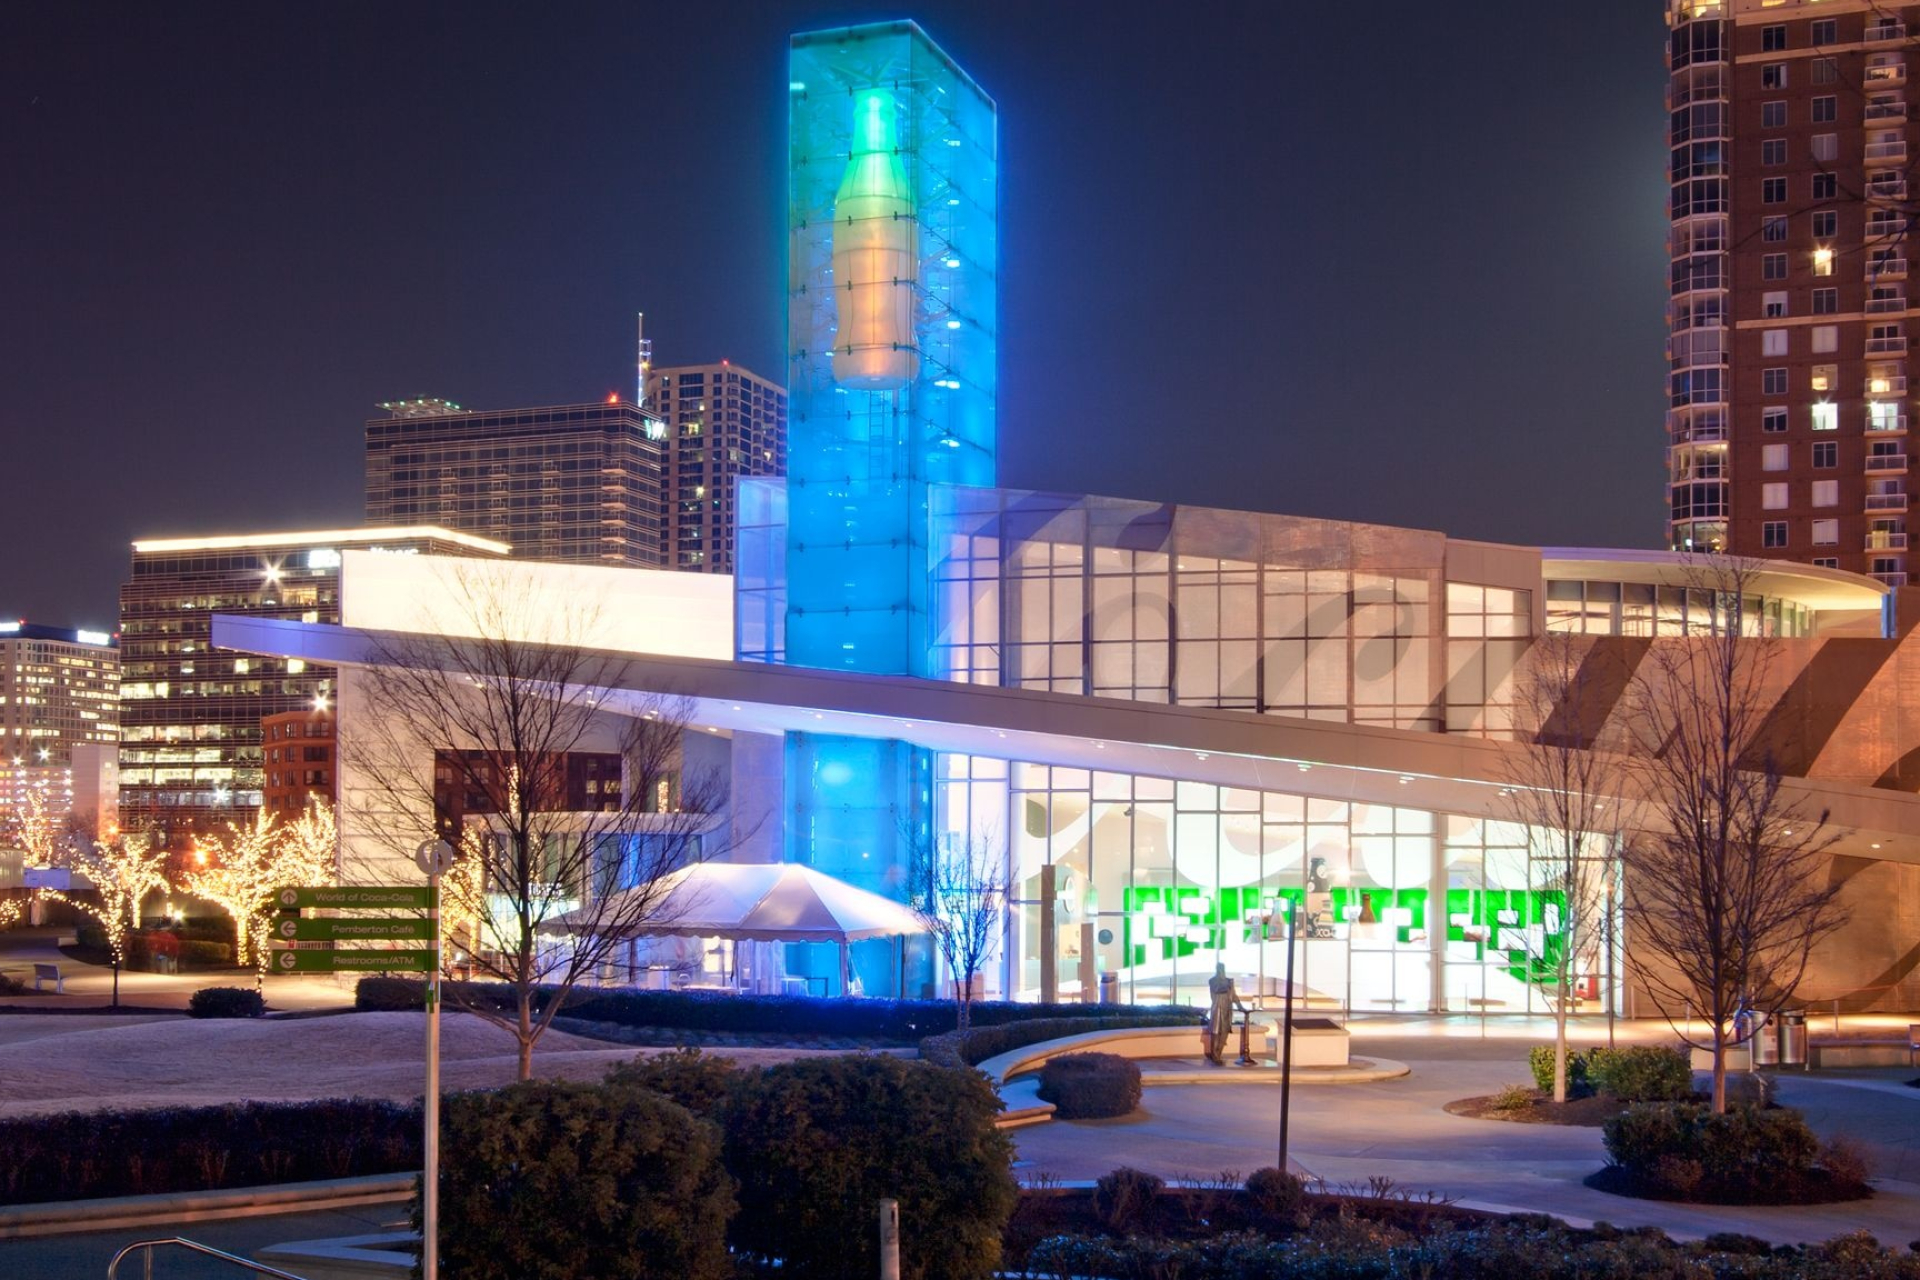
[
  {"x1": 434, "y1": 1081, "x2": 733, "y2": 1280},
  {"x1": 0, "y1": 972, "x2": 22, "y2": 996},
  {"x1": 355, "y1": 976, "x2": 424, "y2": 1011},
  {"x1": 178, "y1": 940, "x2": 233, "y2": 966},
  {"x1": 1603, "y1": 1102, "x2": 1838, "y2": 1202},
  {"x1": 1244, "y1": 1166, "x2": 1307, "y2": 1219},
  {"x1": 1819, "y1": 1136, "x2": 1873, "y2": 1191},
  {"x1": 724, "y1": 1055, "x2": 1015, "y2": 1280},
  {"x1": 128, "y1": 930, "x2": 180, "y2": 970},
  {"x1": 73, "y1": 922, "x2": 109, "y2": 952},
  {"x1": 604, "y1": 1048, "x2": 738, "y2": 1119},
  {"x1": 1527, "y1": 1044, "x2": 1592, "y2": 1097},
  {"x1": 0, "y1": 1099, "x2": 419, "y2": 1203},
  {"x1": 1490, "y1": 1083, "x2": 1536, "y2": 1114},
  {"x1": 188, "y1": 986, "x2": 264, "y2": 1019},
  {"x1": 358, "y1": 976, "x2": 1194, "y2": 1040},
  {"x1": 1035, "y1": 1052, "x2": 1141, "y2": 1119},
  {"x1": 177, "y1": 916, "x2": 236, "y2": 944},
  {"x1": 1092, "y1": 1166, "x2": 1164, "y2": 1233},
  {"x1": 1588, "y1": 1045, "x2": 1692, "y2": 1102}
]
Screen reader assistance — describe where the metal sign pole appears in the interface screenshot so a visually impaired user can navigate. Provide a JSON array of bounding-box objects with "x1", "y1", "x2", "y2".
[
  {"x1": 414, "y1": 839, "x2": 454, "y2": 1280},
  {"x1": 424, "y1": 868, "x2": 440, "y2": 1280}
]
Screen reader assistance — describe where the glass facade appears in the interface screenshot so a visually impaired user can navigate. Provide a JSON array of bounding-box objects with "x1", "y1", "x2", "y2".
[
  {"x1": 786, "y1": 21, "x2": 997, "y2": 677},
  {"x1": 1544, "y1": 578, "x2": 1812, "y2": 637}
]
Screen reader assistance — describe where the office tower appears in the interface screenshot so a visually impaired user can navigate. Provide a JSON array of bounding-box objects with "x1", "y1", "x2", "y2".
[
  {"x1": 117, "y1": 526, "x2": 507, "y2": 849},
  {"x1": 364, "y1": 398, "x2": 668, "y2": 568},
  {"x1": 0, "y1": 622, "x2": 118, "y2": 833},
  {"x1": 645, "y1": 362, "x2": 788, "y2": 572},
  {"x1": 1667, "y1": 1, "x2": 1920, "y2": 582},
  {"x1": 0, "y1": 622, "x2": 119, "y2": 767}
]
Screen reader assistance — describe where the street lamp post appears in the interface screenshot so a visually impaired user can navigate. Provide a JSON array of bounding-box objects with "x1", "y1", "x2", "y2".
[{"x1": 1277, "y1": 900, "x2": 1298, "y2": 1174}]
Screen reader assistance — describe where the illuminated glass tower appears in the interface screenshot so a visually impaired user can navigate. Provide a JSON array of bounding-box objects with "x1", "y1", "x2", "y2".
[{"x1": 779, "y1": 22, "x2": 996, "y2": 988}]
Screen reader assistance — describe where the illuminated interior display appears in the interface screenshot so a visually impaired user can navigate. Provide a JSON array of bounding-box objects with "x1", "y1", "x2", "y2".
[{"x1": 831, "y1": 88, "x2": 920, "y2": 391}]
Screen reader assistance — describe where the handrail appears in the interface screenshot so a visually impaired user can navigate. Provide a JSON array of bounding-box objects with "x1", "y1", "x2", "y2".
[{"x1": 106, "y1": 1236, "x2": 311, "y2": 1280}]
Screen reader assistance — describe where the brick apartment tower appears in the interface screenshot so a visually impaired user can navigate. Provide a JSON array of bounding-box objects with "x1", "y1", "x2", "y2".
[
  {"x1": 1668, "y1": 0, "x2": 1920, "y2": 584},
  {"x1": 644, "y1": 363, "x2": 788, "y2": 572}
]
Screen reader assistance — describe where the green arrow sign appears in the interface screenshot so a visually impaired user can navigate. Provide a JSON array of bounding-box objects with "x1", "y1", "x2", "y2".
[
  {"x1": 278, "y1": 885, "x2": 436, "y2": 911},
  {"x1": 275, "y1": 917, "x2": 438, "y2": 942},
  {"x1": 269, "y1": 948, "x2": 438, "y2": 974}
]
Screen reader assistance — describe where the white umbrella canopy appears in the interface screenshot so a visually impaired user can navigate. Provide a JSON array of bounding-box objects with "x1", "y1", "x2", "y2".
[{"x1": 547, "y1": 860, "x2": 929, "y2": 944}]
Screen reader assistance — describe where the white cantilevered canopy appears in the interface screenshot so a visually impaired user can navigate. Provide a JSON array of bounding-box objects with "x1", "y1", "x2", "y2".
[{"x1": 547, "y1": 861, "x2": 928, "y2": 944}]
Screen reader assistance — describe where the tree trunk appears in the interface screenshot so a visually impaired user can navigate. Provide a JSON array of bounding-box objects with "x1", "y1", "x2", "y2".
[
  {"x1": 1711, "y1": 1038, "x2": 1727, "y2": 1114},
  {"x1": 1553, "y1": 981, "x2": 1570, "y2": 1104},
  {"x1": 517, "y1": 997, "x2": 535, "y2": 1082}
]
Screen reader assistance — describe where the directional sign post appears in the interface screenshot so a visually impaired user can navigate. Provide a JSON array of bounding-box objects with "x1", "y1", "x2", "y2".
[
  {"x1": 270, "y1": 948, "x2": 437, "y2": 974},
  {"x1": 275, "y1": 917, "x2": 437, "y2": 943}
]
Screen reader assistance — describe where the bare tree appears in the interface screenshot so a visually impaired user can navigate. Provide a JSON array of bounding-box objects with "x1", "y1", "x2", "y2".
[
  {"x1": 343, "y1": 562, "x2": 728, "y2": 1081},
  {"x1": 185, "y1": 802, "x2": 338, "y2": 988},
  {"x1": 1501, "y1": 631, "x2": 1631, "y2": 1102},
  {"x1": 1621, "y1": 558, "x2": 1849, "y2": 1113},
  {"x1": 905, "y1": 824, "x2": 1009, "y2": 1032}
]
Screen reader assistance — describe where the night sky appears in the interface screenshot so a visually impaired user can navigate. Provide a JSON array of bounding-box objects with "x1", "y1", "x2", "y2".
[{"x1": 3, "y1": 2, "x2": 1669, "y2": 630}]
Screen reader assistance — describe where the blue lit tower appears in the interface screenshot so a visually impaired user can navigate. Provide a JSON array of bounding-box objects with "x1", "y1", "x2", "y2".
[{"x1": 782, "y1": 22, "x2": 996, "y2": 991}]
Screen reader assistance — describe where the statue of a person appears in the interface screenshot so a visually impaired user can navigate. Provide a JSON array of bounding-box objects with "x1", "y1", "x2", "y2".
[{"x1": 1206, "y1": 963, "x2": 1239, "y2": 1064}]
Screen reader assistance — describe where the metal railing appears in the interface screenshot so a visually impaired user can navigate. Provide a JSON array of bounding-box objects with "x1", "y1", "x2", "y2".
[
  {"x1": 1868, "y1": 21, "x2": 1908, "y2": 42},
  {"x1": 1867, "y1": 336, "x2": 1910, "y2": 355},
  {"x1": 1867, "y1": 258, "x2": 1908, "y2": 280},
  {"x1": 1866, "y1": 141, "x2": 1909, "y2": 163},
  {"x1": 107, "y1": 1237, "x2": 310, "y2": 1279},
  {"x1": 1867, "y1": 493, "x2": 1910, "y2": 512},
  {"x1": 1867, "y1": 415, "x2": 1910, "y2": 432},
  {"x1": 1866, "y1": 295, "x2": 1908, "y2": 313},
  {"x1": 1867, "y1": 453, "x2": 1910, "y2": 473},
  {"x1": 1867, "y1": 100, "x2": 1908, "y2": 121},
  {"x1": 1866, "y1": 64, "x2": 1907, "y2": 87},
  {"x1": 1868, "y1": 532, "x2": 1911, "y2": 551},
  {"x1": 1873, "y1": 570, "x2": 1910, "y2": 587}
]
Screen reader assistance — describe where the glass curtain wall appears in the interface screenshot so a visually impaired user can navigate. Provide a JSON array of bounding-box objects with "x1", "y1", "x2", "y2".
[{"x1": 941, "y1": 753, "x2": 1623, "y2": 1017}]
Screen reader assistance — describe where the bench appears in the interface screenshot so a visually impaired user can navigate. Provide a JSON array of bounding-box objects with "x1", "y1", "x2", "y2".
[{"x1": 32, "y1": 963, "x2": 62, "y2": 994}]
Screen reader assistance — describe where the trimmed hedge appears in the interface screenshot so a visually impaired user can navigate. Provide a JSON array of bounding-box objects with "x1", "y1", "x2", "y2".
[
  {"x1": 1601, "y1": 1102, "x2": 1868, "y2": 1203},
  {"x1": 179, "y1": 939, "x2": 234, "y2": 967},
  {"x1": 0, "y1": 1099, "x2": 420, "y2": 1204},
  {"x1": 723, "y1": 1055, "x2": 1016, "y2": 1280},
  {"x1": 188, "y1": 986, "x2": 264, "y2": 1019},
  {"x1": 1023, "y1": 1223, "x2": 1920, "y2": 1280},
  {"x1": 1036, "y1": 1053, "x2": 1141, "y2": 1119},
  {"x1": 1529, "y1": 1044, "x2": 1693, "y2": 1103},
  {"x1": 434, "y1": 1080, "x2": 734, "y2": 1280},
  {"x1": 604, "y1": 1047, "x2": 737, "y2": 1119},
  {"x1": 353, "y1": 976, "x2": 1196, "y2": 1041}
]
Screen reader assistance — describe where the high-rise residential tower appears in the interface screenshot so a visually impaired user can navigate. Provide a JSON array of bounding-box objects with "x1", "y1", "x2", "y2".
[
  {"x1": 644, "y1": 362, "x2": 788, "y2": 572},
  {"x1": 118, "y1": 526, "x2": 507, "y2": 849},
  {"x1": 364, "y1": 398, "x2": 668, "y2": 568},
  {"x1": 0, "y1": 622, "x2": 119, "y2": 767},
  {"x1": 1667, "y1": 0, "x2": 1920, "y2": 584}
]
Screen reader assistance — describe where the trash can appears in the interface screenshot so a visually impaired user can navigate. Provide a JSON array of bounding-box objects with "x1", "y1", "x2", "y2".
[
  {"x1": 1776, "y1": 1009, "x2": 1808, "y2": 1068},
  {"x1": 1752, "y1": 1015, "x2": 1778, "y2": 1066},
  {"x1": 1099, "y1": 972, "x2": 1118, "y2": 1004}
]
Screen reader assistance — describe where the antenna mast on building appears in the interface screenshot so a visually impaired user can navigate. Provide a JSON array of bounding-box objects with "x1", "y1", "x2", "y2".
[{"x1": 636, "y1": 313, "x2": 653, "y2": 411}]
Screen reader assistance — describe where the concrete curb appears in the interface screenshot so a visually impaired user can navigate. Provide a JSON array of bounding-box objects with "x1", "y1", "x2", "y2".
[{"x1": 0, "y1": 1172, "x2": 417, "y2": 1239}]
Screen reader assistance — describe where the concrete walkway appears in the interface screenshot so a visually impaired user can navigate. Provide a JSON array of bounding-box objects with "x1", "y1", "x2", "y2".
[
  {"x1": 0, "y1": 927, "x2": 357, "y2": 1013},
  {"x1": 1009, "y1": 1016, "x2": 1920, "y2": 1247}
]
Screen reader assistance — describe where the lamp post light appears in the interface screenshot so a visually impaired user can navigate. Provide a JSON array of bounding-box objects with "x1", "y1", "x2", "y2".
[{"x1": 1277, "y1": 898, "x2": 1298, "y2": 1175}]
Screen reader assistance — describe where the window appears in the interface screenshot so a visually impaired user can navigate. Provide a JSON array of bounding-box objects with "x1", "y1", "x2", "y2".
[
  {"x1": 1763, "y1": 406, "x2": 1789, "y2": 433},
  {"x1": 1813, "y1": 246, "x2": 1834, "y2": 276},
  {"x1": 1813, "y1": 287, "x2": 1838, "y2": 314},
  {"x1": 1811, "y1": 134, "x2": 1838, "y2": 162},
  {"x1": 1812, "y1": 366, "x2": 1836, "y2": 393},
  {"x1": 1762, "y1": 25, "x2": 1786, "y2": 52},
  {"x1": 1762, "y1": 177, "x2": 1788, "y2": 204},
  {"x1": 1814, "y1": 442, "x2": 1838, "y2": 468},
  {"x1": 1812, "y1": 479, "x2": 1840, "y2": 507},
  {"x1": 1762, "y1": 138, "x2": 1788, "y2": 166},
  {"x1": 1812, "y1": 210, "x2": 1838, "y2": 239},
  {"x1": 1763, "y1": 290, "x2": 1788, "y2": 318},
  {"x1": 1762, "y1": 101, "x2": 1788, "y2": 129},
  {"x1": 1763, "y1": 252, "x2": 1789, "y2": 280},
  {"x1": 1763, "y1": 367, "x2": 1789, "y2": 395},
  {"x1": 1812, "y1": 399, "x2": 1839, "y2": 430},
  {"x1": 1763, "y1": 483, "x2": 1789, "y2": 510},
  {"x1": 1813, "y1": 556, "x2": 1840, "y2": 568},
  {"x1": 1763, "y1": 521, "x2": 1789, "y2": 549},
  {"x1": 1813, "y1": 173, "x2": 1838, "y2": 200},
  {"x1": 1813, "y1": 519, "x2": 1839, "y2": 546},
  {"x1": 1762, "y1": 215, "x2": 1788, "y2": 242},
  {"x1": 1762, "y1": 329, "x2": 1789, "y2": 356},
  {"x1": 1813, "y1": 96, "x2": 1837, "y2": 123},
  {"x1": 1813, "y1": 57, "x2": 1838, "y2": 85},
  {"x1": 1812, "y1": 19, "x2": 1837, "y2": 45},
  {"x1": 1763, "y1": 443, "x2": 1790, "y2": 471},
  {"x1": 1812, "y1": 325, "x2": 1838, "y2": 353},
  {"x1": 1764, "y1": 63, "x2": 1788, "y2": 90}
]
